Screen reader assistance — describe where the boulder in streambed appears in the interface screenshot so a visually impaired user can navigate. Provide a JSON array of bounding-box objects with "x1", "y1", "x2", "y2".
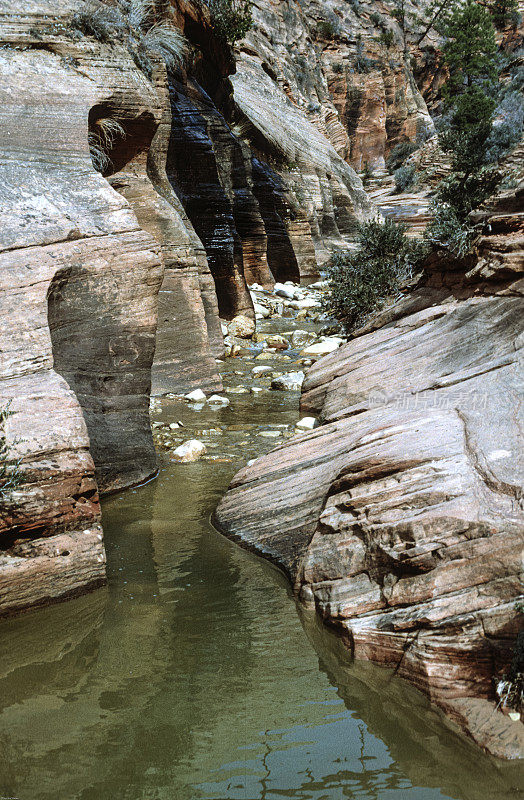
[
  {"x1": 270, "y1": 371, "x2": 305, "y2": 391},
  {"x1": 300, "y1": 338, "x2": 343, "y2": 357},
  {"x1": 295, "y1": 417, "x2": 318, "y2": 431},
  {"x1": 207, "y1": 395, "x2": 230, "y2": 406},
  {"x1": 228, "y1": 315, "x2": 255, "y2": 339},
  {"x1": 172, "y1": 440, "x2": 207, "y2": 462},
  {"x1": 254, "y1": 303, "x2": 270, "y2": 319},
  {"x1": 184, "y1": 389, "x2": 207, "y2": 402},
  {"x1": 289, "y1": 330, "x2": 317, "y2": 349},
  {"x1": 273, "y1": 282, "x2": 296, "y2": 300}
]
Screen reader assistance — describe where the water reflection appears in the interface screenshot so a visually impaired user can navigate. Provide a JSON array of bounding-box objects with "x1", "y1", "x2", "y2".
[{"x1": 0, "y1": 456, "x2": 522, "y2": 800}]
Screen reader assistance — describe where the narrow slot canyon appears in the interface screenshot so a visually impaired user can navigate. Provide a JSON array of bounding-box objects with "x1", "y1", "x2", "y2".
[{"x1": 0, "y1": 0, "x2": 522, "y2": 795}]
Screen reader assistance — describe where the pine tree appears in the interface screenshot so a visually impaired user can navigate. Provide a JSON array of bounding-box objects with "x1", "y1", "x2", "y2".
[
  {"x1": 488, "y1": 0, "x2": 520, "y2": 30},
  {"x1": 436, "y1": 1, "x2": 499, "y2": 217},
  {"x1": 426, "y1": 1, "x2": 501, "y2": 250},
  {"x1": 440, "y1": 0, "x2": 498, "y2": 99}
]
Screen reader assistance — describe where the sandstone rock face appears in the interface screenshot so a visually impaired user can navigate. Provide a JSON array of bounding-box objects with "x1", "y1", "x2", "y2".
[
  {"x1": 0, "y1": 0, "x2": 225, "y2": 614},
  {"x1": 232, "y1": 0, "x2": 435, "y2": 182},
  {"x1": 215, "y1": 190, "x2": 524, "y2": 758}
]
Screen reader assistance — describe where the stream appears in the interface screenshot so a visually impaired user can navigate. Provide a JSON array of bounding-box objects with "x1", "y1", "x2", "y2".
[{"x1": 0, "y1": 296, "x2": 522, "y2": 800}]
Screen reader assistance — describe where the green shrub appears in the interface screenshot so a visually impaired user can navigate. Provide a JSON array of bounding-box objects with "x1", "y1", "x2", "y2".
[
  {"x1": 379, "y1": 29, "x2": 395, "y2": 48},
  {"x1": 354, "y1": 35, "x2": 374, "y2": 73},
  {"x1": 361, "y1": 161, "x2": 373, "y2": 185},
  {"x1": 425, "y1": 204, "x2": 479, "y2": 257},
  {"x1": 425, "y1": 0, "x2": 502, "y2": 257},
  {"x1": 394, "y1": 164, "x2": 416, "y2": 192},
  {"x1": 332, "y1": 61, "x2": 344, "y2": 74},
  {"x1": 485, "y1": 90, "x2": 524, "y2": 162},
  {"x1": 434, "y1": 166, "x2": 500, "y2": 219},
  {"x1": 386, "y1": 140, "x2": 419, "y2": 172},
  {"x1": 316, "y1": 12, "x2": 342, "y2": 39},
  {"x1": 369, "y1": 12, "x2": 382, "y2": 26},
  {"x1": 0, "y1": 404, "x2": 22, "y2": 504},
  {"x1": 322, "y1": 219, "x2": 426, "y2": 331},
  {"x1": 206, "y1": 0, "x2": 252, "y2": 44}
]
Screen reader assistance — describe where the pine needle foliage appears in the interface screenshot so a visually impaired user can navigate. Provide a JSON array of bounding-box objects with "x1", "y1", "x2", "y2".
[{"x1": 426, "y1": 0, "x2": 502, "y2": 254}]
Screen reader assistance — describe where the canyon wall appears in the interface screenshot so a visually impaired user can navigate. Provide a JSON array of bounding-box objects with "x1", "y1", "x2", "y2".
[
  {"x1": 215, "y1": 179, "x2": 524, "y2": 759},
  {"x1": 0, "y1": 0, "x2": 377, "y2": 615}
]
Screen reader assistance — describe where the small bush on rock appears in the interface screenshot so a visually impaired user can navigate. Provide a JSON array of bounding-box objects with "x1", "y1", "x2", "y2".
[
  {"x1": 316, "y1": 14, "x2": 342, "y2": 39},
  {"x1": 394, "y1": 164, "x2": 416, "y2": 192},
  {"x1": 206, "y1": 0, "x2": 252, "y2": 44},
  {"x1": 386, "y1": 140, "x2": 419, "y2": 172},
  {"x1": 140, "y1": 22, "x2": 186, "y2": 70},
  {"x1": 0, "y1": 405, "x2": 22, "y2": 505},
  {"x1": 72, "y1": 2, "x2": 127, "y2": 42},
  {"x1": 322, "y1": 219, "x2": 426, "y2": 331},
  {"x1": 425, "y1": 204, "x2": 479, "y2": 257},
  {"x1": 379, "y1": 29, "x2": 395, "y2": 48}
]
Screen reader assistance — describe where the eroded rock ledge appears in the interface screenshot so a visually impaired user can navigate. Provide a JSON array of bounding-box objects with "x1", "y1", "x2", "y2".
[{"x1": 215, "y1": 183, "x2": 524, "y2": 759}]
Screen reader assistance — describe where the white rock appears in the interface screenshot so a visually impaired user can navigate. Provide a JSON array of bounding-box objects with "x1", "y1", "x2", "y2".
[
  {"x1": 169, "y1": 422, "x2": 180, "y2": 429},
  {"x1": 254, "y1": 303, "x2": 270, "y2": 318},
  {"x1": 319, "y1": 335, "x2": 345, "y2": 345},
  {"x1": 291, "y1": 297, "x2": 321, "y2": 310},
  {"x1": 295, "y1": 416, "x2": 317, "y2": 431},
  {"x1": 246, "y1": 458, "x2": 257, "y2": 467},
  {"x1": 289, "y1": 329, "x2": 317, "y2": 348},
  {"x1": 221, "y1": 322, "x2": 229, "y2": 336},
  {"x1": 307, "y1": 280, "x2": 328, "y2": 289},
  {"x1": 270, "y1": 371, "x2": 305, "y2": 391},
  {"x1": 252, "y1": 365, "x2": 272, "y2": 375},
  {"x1": 172, "y1": 439, "x2": 207, "y2": 462},
  {"x1": 250, "y1": 386, "x2": 264, "y2": 394},
  {"x1": 273, "y1": 282, "x2": 296, "y2": 300},
  {"x1": 207, "y1": 394, "x2": 230, "y2": 406},
  {"x1": 184, "y1": 389, "x2": 206, "y2": 402},
  {"x1": 300, "y1": 338, "x2": 343, "y2": 357},
  {"x1": 249, "y1": 283, "x2": 263, "y2": 291},
  {"x1": 228, "y1": 314, "x2": 255, "y2": 338}
]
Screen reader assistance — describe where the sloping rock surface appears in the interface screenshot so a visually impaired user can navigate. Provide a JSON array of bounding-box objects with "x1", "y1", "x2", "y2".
[{"x1": 215, "y1": 188, "x2": 524, "y2": 758}]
